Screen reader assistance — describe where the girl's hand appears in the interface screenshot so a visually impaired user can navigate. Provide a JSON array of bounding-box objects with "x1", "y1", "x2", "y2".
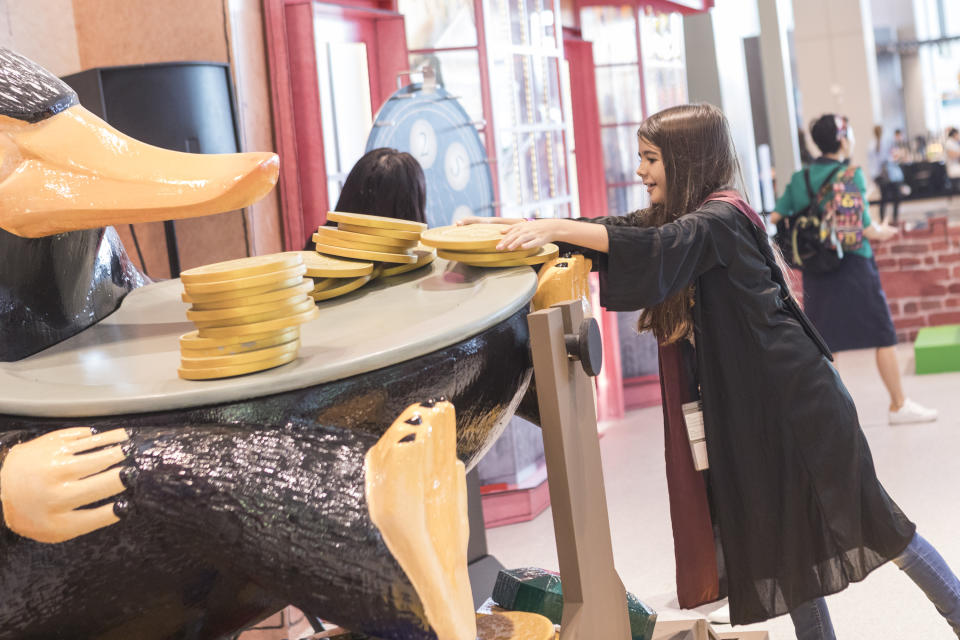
[
  {"x1": 496, "y1": 219, "x2": 565, "y2": 251},
  {"x1": 865, "y1": 221, "x2": 898, "y2": 242}
]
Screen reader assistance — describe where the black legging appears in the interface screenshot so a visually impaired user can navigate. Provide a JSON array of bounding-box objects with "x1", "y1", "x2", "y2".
[{"x1": 875, "y1": 175, "x2": 902, "y2": 224}]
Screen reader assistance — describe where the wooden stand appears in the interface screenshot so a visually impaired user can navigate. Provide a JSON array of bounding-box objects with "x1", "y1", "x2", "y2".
[{"x1": 528, "y1": 301, "x2": 631, "y2": 639}]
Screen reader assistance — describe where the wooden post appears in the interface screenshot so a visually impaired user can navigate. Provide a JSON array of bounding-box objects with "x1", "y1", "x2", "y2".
[{"x1": 528, "y1": 300, "x2": 631, "y2": 639}]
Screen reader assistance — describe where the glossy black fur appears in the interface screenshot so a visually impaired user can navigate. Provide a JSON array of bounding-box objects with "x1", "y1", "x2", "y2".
[
  {"x1": 0, "y1": 226, "x2": 147, "y2": 362},
  {"x1": 0, "y1": 309, "x2": 532, "y2": 638},
  {"x1": 0, "y1": 47, "x2": 78, "y2": 122}
]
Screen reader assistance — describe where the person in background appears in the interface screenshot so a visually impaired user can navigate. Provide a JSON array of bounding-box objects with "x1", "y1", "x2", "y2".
[
  {"x1": 305, "y1": 147, "x2": 427, "y2": 250},
  {"x1": 771, "y1": 115, "x2": 937, "y2": 425},
  {"x1": 945, "y1": 127, "x2": 960, "y2": 192},
  {"x1": 869, "y1": 124, "x2": 905, "y2": 224}
]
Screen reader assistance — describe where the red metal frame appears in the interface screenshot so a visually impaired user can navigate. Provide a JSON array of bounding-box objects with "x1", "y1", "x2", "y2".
[{"x1": 264, "y1": 0, "x2": 408, "y2": 250}]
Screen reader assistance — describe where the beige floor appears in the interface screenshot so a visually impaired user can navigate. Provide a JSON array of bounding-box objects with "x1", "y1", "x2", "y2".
[{"x1": 486, "y1": 343, "x2": 960, "y2": 639}]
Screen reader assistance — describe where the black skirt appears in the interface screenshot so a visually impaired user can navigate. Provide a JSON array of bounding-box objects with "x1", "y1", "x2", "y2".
[{"x1": 802, "y1": 254, "x2": 898, "y2": 352}]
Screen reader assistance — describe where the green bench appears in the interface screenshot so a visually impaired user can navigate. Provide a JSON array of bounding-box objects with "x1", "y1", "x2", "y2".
[{"x1": 915, "y1": 324, "x2": 960, "y2": 374}]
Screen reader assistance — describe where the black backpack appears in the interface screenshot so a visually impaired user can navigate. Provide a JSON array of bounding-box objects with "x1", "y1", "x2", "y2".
[{"x1": 774, "y1": 165, "x2": 845, "y2": 273}]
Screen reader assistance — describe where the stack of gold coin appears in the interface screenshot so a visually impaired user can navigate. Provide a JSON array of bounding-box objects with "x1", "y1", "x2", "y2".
[
  {"x1": 311, "y1": 211, "x2": 435, "y2": 278},
  {"x1": 420, "y1": 224, "x2": 560, "y2": 267},
  {"x1": 178, "y1": 253, "x2": 318, "y2": 380},
  {"x1": 290, "y1": 250, "x2": 378, "y2": 301}
]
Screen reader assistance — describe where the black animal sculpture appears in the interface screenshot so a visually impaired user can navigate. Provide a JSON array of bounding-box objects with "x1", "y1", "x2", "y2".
[{"x1": 0, "y1": 47, "x2": 534, "y2": 639}]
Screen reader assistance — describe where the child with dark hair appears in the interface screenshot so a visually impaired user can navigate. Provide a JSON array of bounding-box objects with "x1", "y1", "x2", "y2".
[
  {"x1": 771, "y1": 114, "x2": 936, "y2": 426},
  {"x1": 306, "y1": 148, "x2": 426, "y2": 249},
  {"x1": 462, "y1": 103, "x2": 960, "y2": 639}
]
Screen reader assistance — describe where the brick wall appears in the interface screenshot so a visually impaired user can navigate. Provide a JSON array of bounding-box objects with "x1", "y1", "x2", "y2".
[{"x1": 873, "y1": 217, "x2": 960, "y2": 342}]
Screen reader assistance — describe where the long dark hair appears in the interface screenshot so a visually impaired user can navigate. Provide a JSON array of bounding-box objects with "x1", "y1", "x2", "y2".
[
  {"x1": 634, "y1": 103, "x2": 744, "y2": 344},
  {"x1": 335, "y1": 148, "x2": 427, "y2": 223}
]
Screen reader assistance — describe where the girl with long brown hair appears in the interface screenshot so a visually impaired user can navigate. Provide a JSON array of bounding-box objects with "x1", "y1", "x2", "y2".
[{"x1": 462, "y1": 103, "x2": 960, "y2": 639}]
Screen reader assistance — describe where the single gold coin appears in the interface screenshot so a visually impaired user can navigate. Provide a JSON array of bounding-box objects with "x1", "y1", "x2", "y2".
[
  {"x1": 339, "y1": 222, "x2": 422, "y2": 242},
  {"x1": 314, "y1": 226, "x2": 418, "y2": 250},
  {"x1": 178, "y1": 349, "x2": 298, "y2": 381},
  {"x1": 181, "y1": 276, "x2": 308, "y2": 305},
  {"x1": 180, "y1": 327, "x2": 300, "y2": 352},
  {"x1": 380, "y1": 246, "x2": 437, "y2": 277},
  {"x1": 292, "y1": 250, "x2": 374, "y2": 278},
  {"x1": 328, "y1": 210, "x2": 427, "y2": 232},
  {"x1": 197, "y1": 306, "x2": 320, "y2": 338},
  {"x1": 180, "y1": 328, "x2": 300, "y2": 357},
  {"x1": 475, "y1": 611, "x2": 555, "y2": 640},
  {"x1": 434, "y1": 246, "x2": 539, "y2": 263},
  {"x1": 315, "y1": 242, "x2": 417, "y2": 264},
  {"x1": 309, "y1": 274, "x2": 372, "y2": 301},
  {"x1": 187, "y1": 280, "x2": 314, "y2": 310},
  {"x1": 190, "y1": 298, "x2": 314, "y2": 328},
  {"x1": 183, "y1": 264, "x2": 307, "y2": 296},
  {"x1": 180, "y1": 339, "x2": 301, "y2": 369},
  {"x1": 420, "y1": 224, "x2": 514, "y2": 251},
  {"x1": 439, "y1": 243, "x2": 559, "y2": 267},
  {"x1": 311, "y1": 277, "x2": 343, "y2": 292},
  {"x1": 179, "y1": 253, "x2": 303, "y2": 285},
  {"x1": 312, "y1": 231, "x2": 402, "y2": 254}
]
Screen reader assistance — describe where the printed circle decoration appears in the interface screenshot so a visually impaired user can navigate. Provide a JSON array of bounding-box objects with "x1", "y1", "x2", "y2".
[{"x1": 366, "y1": 83, "x2": 495, "y2": 228}]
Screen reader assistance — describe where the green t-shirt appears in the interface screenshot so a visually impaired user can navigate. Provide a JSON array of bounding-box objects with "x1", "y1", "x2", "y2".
[{"x1": 774, "y1": 158, "x2": 873, "y2": 258}]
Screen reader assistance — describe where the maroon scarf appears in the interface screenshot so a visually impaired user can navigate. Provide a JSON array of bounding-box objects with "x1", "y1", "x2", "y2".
[{"x1": 660, "y1": 191, "x2": 761, "y2": 608}]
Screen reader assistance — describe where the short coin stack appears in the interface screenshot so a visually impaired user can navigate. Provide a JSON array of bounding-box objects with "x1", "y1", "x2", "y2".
[
  {"x1": 178, "y1": 253, "x2": 318, "y2": 380},
  {"x1": 420, "y1": 224, "x2": 559, "y2": 267},
  {"x1": 312, "y1": 211, "x2": 436, "y2": 284}
]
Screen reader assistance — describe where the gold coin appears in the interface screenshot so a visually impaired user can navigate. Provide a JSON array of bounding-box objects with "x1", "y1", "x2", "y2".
[
  {"x1": 188, "y1": 297, "x2": 313, "y2": 327},
  {"x1": 178, "y1": 350, "x2": 298, "y2": 381},
  {"x1": 181, "y1": 276, "x2": 308, "y2": 305},
  {"x1": 197, "y1": 306, "x2": 320, "y2": 338},
  {"x1": 315, "y1": 242, "x2": 417, "y2": 264},
  {"x1": 180, "y1": 327, "x2": 300, "y2": 352},
  {"x1": 292, "y1": 250, "x2": 374, "y2": 278},
  {"x1": 420, "y1": 224, "x2": 514, "y2": 251},
  {"x1": 439, "y1": 243, "x2": 559, "y2": 267},
  {"x1": 179, "y1": 253, "x2": 303, "y2": 285},
  {"x1": 338, "y1": 222, "x2": 422, "y2": 241},
  {"x1": 380, "y1": 246, "x2": 437, "y2": 277},
  {"x1": 183, "y1": 264, "x2": 307, "y2": 296},
  {"x1": 328, "y1": 210, "x2": 427, "y2": 232},
  {"x1": 180, "y1": 339, "x2": 301, "y2": 369},
  {"x1": 187, "y1": 280, "x2": 314, "y2": 310},
  {"x1": 312, "y1": 231, "x2": 402, "y2": 254},
  {"x1": 312, "y1": 277, "x2": 343, "y2": 292},
  {"x1": 434, "y1": 246, "x2": 539, "y2": 263},
  {"x1": 309, "y1": 274, "x2": 372, "y2": 301},
  {"x1": 475, "y1": 611, "x2": 555, "y2": 640},
  {"x1": 314, "y1": 226, "x2": 418, "y2": 250}
]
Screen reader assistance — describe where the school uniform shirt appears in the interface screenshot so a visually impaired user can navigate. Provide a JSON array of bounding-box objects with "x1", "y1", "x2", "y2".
[
  {"x1": 774, "y1": 158, "x2": 873, "y2": 259},
  {"x1": 568, "y1": 200, "x2": 915, "y2": 625}
]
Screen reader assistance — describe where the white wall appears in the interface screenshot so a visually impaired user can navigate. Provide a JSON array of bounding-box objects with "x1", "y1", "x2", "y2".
[
  {"x1": 684, "y1": 0, "x2": 762, "y2": 207},
  {"x1": 792, "y1": 0, "x2": 882, "y2": 171}
]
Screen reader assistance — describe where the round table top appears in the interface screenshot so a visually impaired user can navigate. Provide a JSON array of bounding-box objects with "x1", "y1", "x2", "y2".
[{"x1": 0, "y1": 260, "x2": 537, "y2": 418}]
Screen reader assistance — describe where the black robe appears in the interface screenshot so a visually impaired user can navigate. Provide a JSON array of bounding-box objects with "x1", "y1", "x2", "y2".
[{"x1": 574, "y1": 200, "x2": 915, "y2": 624}]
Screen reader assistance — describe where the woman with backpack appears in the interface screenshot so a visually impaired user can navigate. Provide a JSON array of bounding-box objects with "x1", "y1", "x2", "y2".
[{"x1": 771, "y1": 114, "x2": 937, "y2": 425}]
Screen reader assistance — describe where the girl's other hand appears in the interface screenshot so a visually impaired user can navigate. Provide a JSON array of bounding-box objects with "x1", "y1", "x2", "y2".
[{"x1": 456, "y1": 216, "x2": 523, "y2": 226}]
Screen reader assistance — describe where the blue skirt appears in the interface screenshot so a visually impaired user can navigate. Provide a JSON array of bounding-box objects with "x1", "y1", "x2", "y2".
[{"x1": 801, "y1": 254, "x2": 898, "y2": 352}]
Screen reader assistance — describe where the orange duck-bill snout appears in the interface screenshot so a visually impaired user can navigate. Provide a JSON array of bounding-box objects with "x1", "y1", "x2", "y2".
[{"x1": 0, "y1": 104, "x2": 279, "y2": 238}]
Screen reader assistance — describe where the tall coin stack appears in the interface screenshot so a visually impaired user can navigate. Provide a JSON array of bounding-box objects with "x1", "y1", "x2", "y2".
[{"x1": 178, "y1": 253, "x2": 318, "y2": 380}]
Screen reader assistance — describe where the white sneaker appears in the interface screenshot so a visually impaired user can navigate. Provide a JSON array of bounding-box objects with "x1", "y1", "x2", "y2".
[
  {"x1": 707, "y1": 603, "x2": 730, "y2": 625},
  {"x1": 889, "y1": 399, "x2": 938, "y2": 425}
]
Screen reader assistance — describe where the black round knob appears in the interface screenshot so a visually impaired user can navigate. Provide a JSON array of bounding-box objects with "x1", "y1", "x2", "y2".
[{"x1": 564, "y1": 317, "x2": 603, "y2": 377}]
